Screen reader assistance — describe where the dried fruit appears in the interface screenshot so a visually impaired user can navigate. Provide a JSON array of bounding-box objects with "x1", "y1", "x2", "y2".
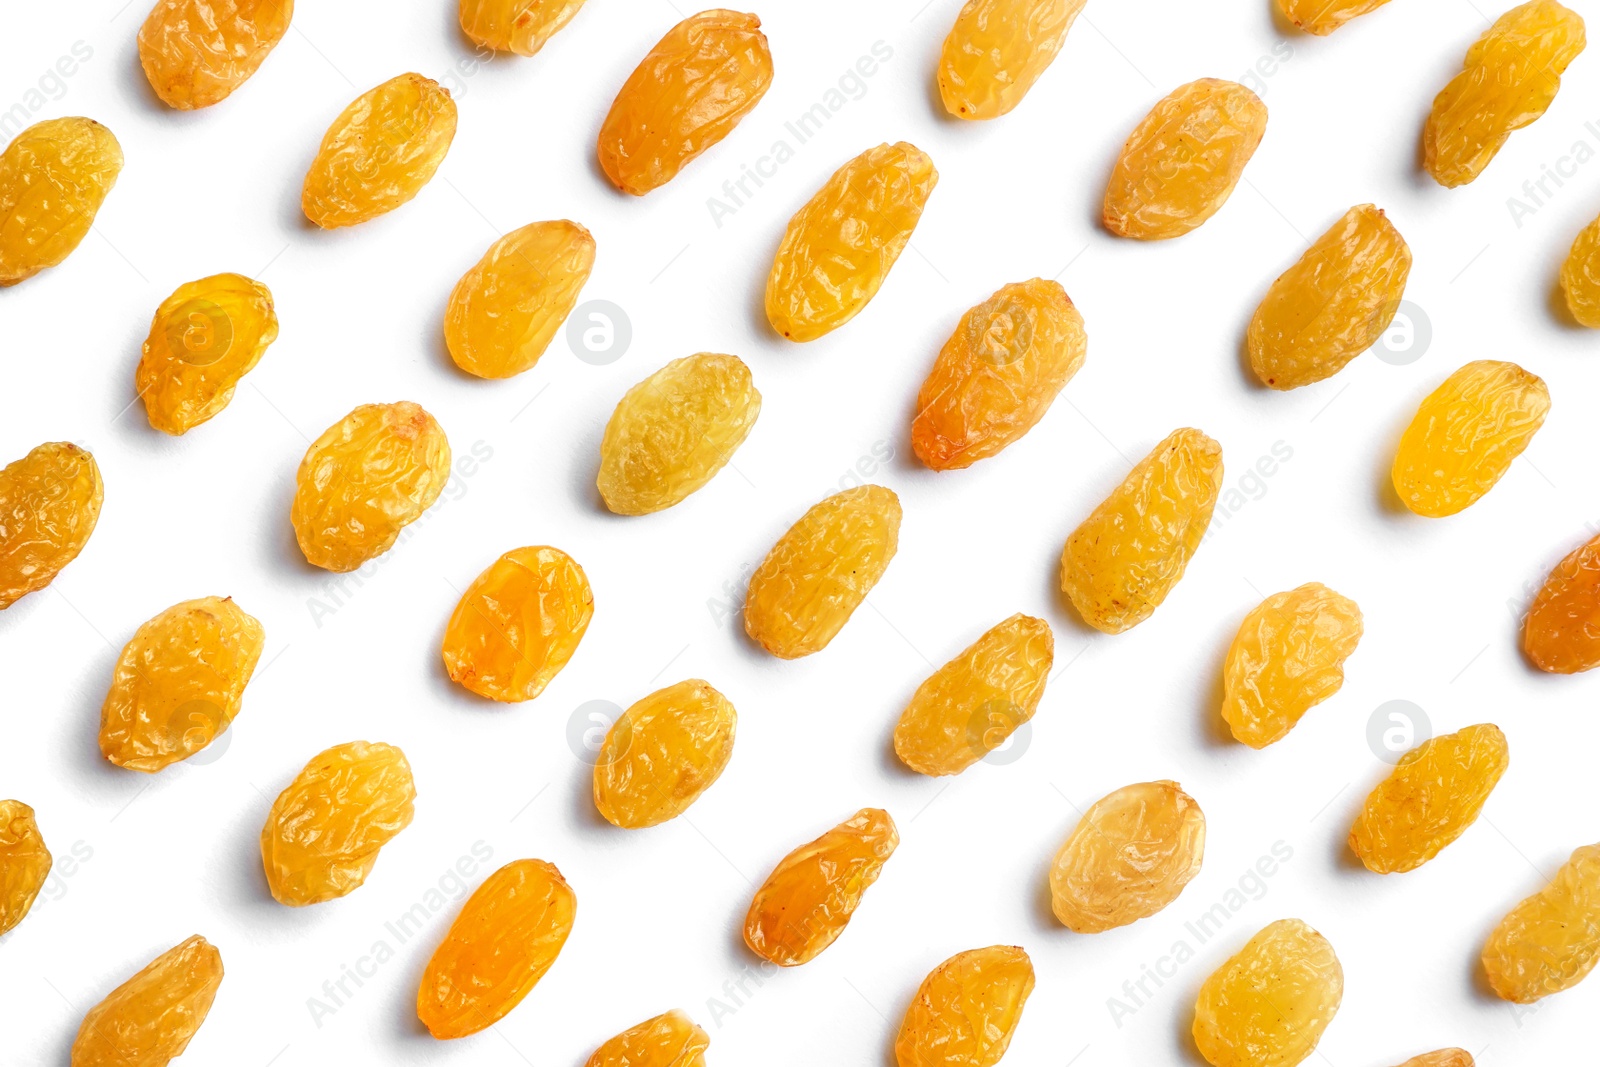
[
  {"x1": 938, "y1": 0, "x2": 1086, "y2": 119},
  {"x1": 1220, "y1": 583, "x2": 1363, "y2": 749},
  {"x1": 418, "y1": 858, "x2": 575, "y2": 1038},
  {"x1": 70, "y1": 935, "x2": 223, "y2": 1067},
  {"x1": 1561, "y1": 213, "x2": 1600, "y2": 326},
  {"x1": 1349, "y1": 724, "x2": 1508, "y2": 874},
  {"x1": 597, "y1": 354, "x2": 761, "y2": 514},
  {"x1": 138, "y1": 0, "x2": 293, "y2": 109},
  {"x1": 460, "y1": 0, "x2": 587, "y2": 55},
  {"x1": 1102, "y1": 79, "x2": 1266, "y2": 240},
  {"x1": 744, "y1": 808, "x2": 898, "y2": 966},
  {"x1": 587, "y1": 1010, "x2": 709, "y2": 1067},
  {"x1": 0, "y1": 442, "x2": 103, "y2": 610},
  {"x1": 1049, "y1": 780, "x2": 1204, "y2": 933},
  {"x1": 1392, "y1": 1051, "x2": 1474, "y2": 1067},
  {"x1": 893, "y1": 614, "x2": 1054, "y2": 776},
  {"x1": 1247, "y1": 204, "x2": 1412, "y2": 390},
  {"x1": 1482, "y1": 842, "x2": 1600, "y2": 1002},
  {"x1": 1392, "y1": 360, "x2": 1550, "y2": 517},
  {"x1": 1276, "y1": 0, "x2": 1393, "y2": 33},
  {"x1": 301, "y1": 73, "x2": 457, "y2": 228},
  {"x1": 291, "y1": 401, "x2": 450, "y2": 572},
  {"x1": 0, "y1": 801, "x2": 50, "y2": 937},
  {"x1": 0, "y1": 117, "x2": 122, "y2": 287},
  {"x1": 443, "y1": 546, "x2": 593, "y2": 702},
  {"x1": 100, "y1": 597, "x2": 265, "y2": 772},
  {"x1": 744, "y1": 485, "x2": 902, "y2": 658},
  {"x1": 766, "y1": 142, "x2": 938, "y2": 342},
  {"x1": 1193, "y1": 919, "x2": 1342, "y2": 1067},
  {"x1": 895, "y1": 946, "x2": 1034, "y2": 1067},
  {"x1": 598, "y1": 10, "x2": 773, "y2": 195},
  {"x1": 594, "y1": 679, "x2": 737, "y2": 829},
  {"x1": 912, "y1": 279, "x2": 1087, "y2": 470},
  {"x1": 1059, "y1": 428, "x2": 1222, "y2": 634},
  {"x1": 1525, "y1": 531, "x2": 1600, "y2": 673},
  {"x1": 1425, "y1": 0, "x2": 1585, "y2": 187},
  {"x1": 136, "y1": 272, "x2": 278, "y2": 434},
  {"x1": 260, "y1": 740, "x2": 415, "y2": 906}
]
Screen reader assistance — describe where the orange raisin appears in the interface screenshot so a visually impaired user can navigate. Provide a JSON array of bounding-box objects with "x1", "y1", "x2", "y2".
[
  {"x1": 1276, "y1": 0, "x2": 1393, "y2": 33},
  {"x1": 138, "y1": 0, "x2": 293, "y2": 109},
  {"x1": 594, "y1": 680, "x2": 737, "y2": 829},
  {"x1": 586, "y1": 1010, "x2": 709, "y2": 1067},
  {"x1": 460, "y1": 0, "x2": 588, "y2": 55},
  {"x1": 0, "y1": 801, "x2": 51, "y2": 937},
  {"x1": 70, "y1": 935, "x2": 223, "y2": 1067},
  {"x1": 0, "y1": 117, "x2": 122, "y2": 287},
  {"x1": 0, "y1": 442, "x2": 103, "y2": 610},
  {"x1": 1524, "y1": 530, "x2": 1600, "y2": 673},
  {"x1": 136, "y1": 272, "x2": 278, "y2": 435},
  {"x1": 442, "y1": 546, "x2": 593, "y2": 702},
  {"x1": 938, "y1": 0, "x2": 1086, "y2": 119},
  {"x1": 1221, "y1": 583, "x2": 1363, "y2": 748},
  {"x1": 1192, "y1": 919, "x2": 1342, "y2": 1067},
  {"x1": 895, "y1": 946, "x2": 1034, "y2": 1067},
  {"x1": 1049, "y1": 780, "x2": 1204, "y2": 932},
  {"x1": 1482, "y1": 842, "x2": 1600, "y2": 1002}
]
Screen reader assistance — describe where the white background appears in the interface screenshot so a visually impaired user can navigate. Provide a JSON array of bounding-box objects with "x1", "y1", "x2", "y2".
[{"x1": 1, "y1": 0, "x2": 1597, "y2": 1064}]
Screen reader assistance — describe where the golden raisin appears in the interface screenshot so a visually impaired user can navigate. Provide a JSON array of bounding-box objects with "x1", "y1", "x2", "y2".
[
  {"x1": 291, "y1": 401, "x2": 451, "y2": 572},
  {"x1": 1425, "y1": 0, "x2": 1585, "y2": 187},
  {"x1": 1193, "y1": 919, "x2": 1341, "y2": 1067},
  {"x1": 444, "y1": 219, "x2": 595, "y2": 379},
  {"x1": 1349, "y1": 724, "x2": 1508, "y2": 874},
  {"x1": 598, "y1": 10, "x2": 773, "y2": 195},
  {"x1": 0, "y1": 117, "x2": 122, "y2": 287},
  {"x1": 1525, "y1": 531, "x2": 1600, "y2": 673},
  {"x1": 1482, "y1": 842, "x2": 1600, "y2": 1002},
  {"x1": 594, "y1": 679, "x2": 737, "y2": 829},
  {"x1": 0, "y1": 442, "x2": 104, "y2": 610},
  {"x1": 1247, "y1": 205, "x2": 1412, "y2": 389},
  {"x1": 136, "y1": 272, "x2": 278, "y2": 434},
  {"x1": 1059, "y1": 428, "x2": 1223, "y2": 634},
  {"x1": 587, "y1": 1010, "x2": 709, "y2": 1067},
  {"x1": 138, "y1": 0, "x2": 293, "y2": 109},
  {"x1": 70, "y1": 935, "x2": 223, "y2": 1067},
  {"x1": 766, "y1": 142, "x2": 938, "y2": 341},
  {"x1": 938, "y1": 0, "x2": 1085, "y2": 119},
  {"x1": 1276, "y1": 0, "x2": 1393, "y2": 33},
  {"x1": 744, "y1": 485, "x2": 901, "y2": 658},
  {"x1": 1221, "y1": 583, "x2": 1363, "y2": 749},
  {"x1": 460, "y1": 0, "x2": 587, "y2": 56},
  {"x1": 1103, "y1": 80, "x2": 1266, "y2": 240},
  {"x1": 302, "y1": 73, "x2": 457, "y2": 228},
  {"x1": 260, "y1": 740, "x2": 415, "y2": 906},
  {"x1": 1560, "y1": 212, "x2": 1600, "y2": 326},
  {"x1": 0, "y1": 801, "x2": 50, "y2": 937},
  {"x1": 418, "y1": 858, "x2": 575, "y2": 1038},
  {"x1": 1392, "y1": 361, "x2": 1550, "y2": 517},
  {"x1": 1049, "y1": 780, "x2": 1204, "y2": 933},
  {"x1": 100, "y1": 597, "x2": 265, "y2": 772},
  {"x1": 1392, "y1": 1052, "x2": 1474, "y2": 1067},
  {"x1": 911, "y1": 279, "x2": 1087, "y2": 470},
  {"x1": 893, "y1": 614, "x2": 1053, "y2": 777},
  {"x1": 895, "y1": 946, "x2": 1034, "y2": 1067}
]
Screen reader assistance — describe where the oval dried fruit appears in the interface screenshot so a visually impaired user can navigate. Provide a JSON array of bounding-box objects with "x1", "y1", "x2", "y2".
[
  {"x1": 1393, "y1": 1052, "x2": 1474, "y2": 1067},
  {"x1": 895, "y1": 945, "x2": 1034, "y2": 1067},
  {"x1": 136, "y1": 272, "x2": 278, "y2": 434},
  {"x1": 70, "y1": 935, "x2": 223, "y2": 1067},
  {"x1": 0, "y1": 801, "x2": 51, "y2": 937},
  {"x1": 1560, "y1": 212, "x2": 1600, "y2": 326},
  {"x1": 1524, "y1": 530, "x2": 1600, "y2": 673},
  {"x1": 138, "y1": 0, "x2": 293, "y2": 109},
  {"x1": 594, "y1": 679, "x2": 737, "y2": 829},
  {"x1": 0, "y1": 117, "x2": 123, "y2": 287},
  {"x1": 0, "y1": 442, "x2": 104, "y2": 610},
  {"x1": 1482, "y1": 842, "x2": 1600, "y2": 1002},
  {"x1": 1221, "y1": 583, "x2": 1363, "y2": 749},
  {"x1": 418, "y1": 858, "x2": 576, "y2": 1038},
  {"x1": 766, "y1": 142, "x2": 938, "y2": 341},
  {"x1": 1193, "y1": 919, "x2": 1342, "y2": 1067},
  {"x1": 1276, "y1": 0, "x2": 1394, "y2": 33},
  {"x1": 938, "y1": 0, "x2": 1085, "y2": 119},
  {"x1": 460, "y1": 0, "x2": 587, "y2": 55},
  {"x1": 586, "y1": 1009, "x2": 709, "y2": 1067}
]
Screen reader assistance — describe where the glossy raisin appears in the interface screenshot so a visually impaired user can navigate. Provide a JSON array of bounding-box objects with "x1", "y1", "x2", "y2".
[
  {"x1": 938, "y1": 0, "x2": 1085, "y2": 119},
  {"x1": 1525, "y1": 531, "x2": 1600, "y2": 673},
  {"x1": 1221, "y1": 583, "x2": 1363, "y2": 748},
  {"x1": 586, "y1": 1010, "x2": 709, "y2": 1067},
  {"x1": 136, "y1": 272, "x2": 277, "y2": 434},
  {"x1": 460, "y1": 0, "x2": 587, "y2": 55},
  {"x1": 1482, "y1": 842, "x2": 1600, "y2": 1002},
  {"x1": 1392, "y1": 1052, "x2": 1474, "y2": 1067},
  {"x1": 1560, "y1": 212, "x2": 1600, "y2": 326},
  {"x1": 594, "y1": 679, "x2": 737, "y2": 829},
  {"x1": 1192, "y1": 919, "x2": 1342, "y2": 1067},
  {"x1": 1049, "y1": 780, "x2": 1204, "y2": 932},
  {"x1": 70, "y1": 935, "x2": 223, "y2": 1067},
  {"x1": 895, "y1": 946, "x2": 1033, "y2": 1067},
  {"x1": 0, "y1": 117, "x2": 122, "y2": 287},
  {"x1": 0, "y1": 801, "x2": 50, "y2": 937},
  {"x1": 0, "y1": 442, "x2": 103, "y2": 610},
  {"x1": 1276, "y1": 0, "x2": 1393, "y2": 33},
  {"x1": 138, "y1": 0, "x2": 293, "y2": 109}
]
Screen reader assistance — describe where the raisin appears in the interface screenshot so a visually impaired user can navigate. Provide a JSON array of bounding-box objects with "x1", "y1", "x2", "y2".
[
  {"x1": 744, "y1": 485, "x2": 901, "y2": 658},
  {"x1": 1103, "y1": 80, "x2": 1266, "y2": 240},
  {"x1": 766, "y1": 142, "x2": 938, "y2": 341},
  {"x1": 938, "y1": 0, "x2": 1085, "y2": 119},
  {"x1": 136, "y1": 272, "x2": 278, "y2": 434},
  {"x1": 598, "y1": 10, "x2": 773, "y2": 195},
  {"x1": 1525, "y1": 531, "x2": 1600, "y2": 673},
  {"x1": 1425, "y1": 0, "x2": 1585, "y2": 187},
  {"x1": 893, "y1": 614, "x2": 1053, "y2": 776},
  {"x1": 1221, "y1": 583, "x2": 1363, "y2": 748},
  {"x1": 70, "y1": 935, "x2": 223, "y2": 1067},
  {"x1": 302, "y1": 73, "x2": 456, "y2": 228},
  {"x1": 0, "y1": 801, "x2": 50, "y2": 937},
  {"x1": 1059, "y1": 428, "x2": 1222, "y2": 633},
  {"x1": 291, "y1": 401, "x2": 451, "y2": 573},
  {"x1": 598, "y1": 353, "x2": 761, "y2": 515},
  {"x1": 1392, "y1": 360, "x2": 1550, "y2": 517},
  {"x1": 895, "y1": 946, "x2": 1033, "y2": 1067},
  {"x1": 911, "y1": 279, "x2": 1087, "y2": 470},
  {"x1": 1247, "y1": 204, "x2": 1413, "y2": 390},
  {"x1": 0, "y1": 442, "x2": 104, "y2": 610},
  {"x1": 1392, "y1": 1052, "x2": 1474, "y2": 1067},
  {"x1": 1482, "y1": 842, "x2": 1600, "y2": 1002},
  {"x1": 1349, "y1": 724, "x2": 1508, "y2": 874},
  {"x1": 586, "y1": 1010, "x2": 709, "y2": 1067},
  {"x1": 1561, "y1": 213, "x2": 1600, "y2": 326},
  {"x1": 594, "y1": 679, "x2": 737, "y2": 829},
  {"x1": 0, "y1": 117, "x2": 122, "y2": 287},
  {"x1": 100, "y1": 597, "x2": 265, "y2": 772},
  {"x1": 418, "y1": 858, "x2": 575, "y2": 1038},
  {"x1": 460, "y1": 0, "x2": 587, "y2": 56},
  {"x1": 1276, "y1": 0, "x2": 1393, "y2": 33},
  {"x1": 744, "y1": 808, "x2": 898, "y2": 967},
  {"x1": 1192, "y1": 919, "x2": 1342, "y2": 1067},
  {"x1": 138, "y1": 0, "x2": 293, "y2": 110},
  {"x1": 1049, "y1": 780, "x2": 1204, "y2": 932},
  {"x1": 260, "y1": 740, "x2": 415, "y2": 906},
  {"x1": 444, "y1": 219, "x2": 594, "y2": 379}
]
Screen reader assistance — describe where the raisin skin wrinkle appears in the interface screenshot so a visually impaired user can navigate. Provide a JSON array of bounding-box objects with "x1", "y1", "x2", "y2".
[
  {"x1": 895, "y1": 945, "x2": 1034, "y2": 1067},
  {"x1": 137, "y1": 272, "x2": 278, "y2": 434},
  {"x1": 70, "y1": 935, "x2": 223, "y2": 1067},
  {"x1": 1482, "y1": 842, "x2": 1600, "y2": 1002},
  {"x1": 0, "y1": 117, "x2": 122, "y2": 287},
  {"x1": 1192, "y1": 919, "x2": 1342, "y2": 1067},
  {"x1": 0, "y1": 801, "x2": 51, "y2": 937},
  {"x1": 1524, "y1": 530, "x2": 1600, "y2": 673},
  {"x1": 938, "y1": 0, "x2": 1087, "y2": 119},
  {"x1": 1561, "y1": 211, "x2": 1600, "y2": 326},
  {"x1": 1221, "y1": 583, "x2": 1363, "y2": 749},
  {"x1": 594, "y1": 679, "x2": 737, "y2": 829},
  {"x1": 0, "y1": 442, "x2": 104, "y2": 610},
  {"x1": 1392, "y1": 1052, "x2": 1474, "y2": 1067},
  {"x1": 1276, "y1": 0, "x2": 1394, "y2": 34},
  {"x1": 138, "y1": 0, "x2": 294, "y2": 110},
  {"x1": 460, "y1": 0, "x2": 588, "y2": 56},
  {"x1": 586, "y1": 1010, "x2": 709, "y2": 1067}
]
